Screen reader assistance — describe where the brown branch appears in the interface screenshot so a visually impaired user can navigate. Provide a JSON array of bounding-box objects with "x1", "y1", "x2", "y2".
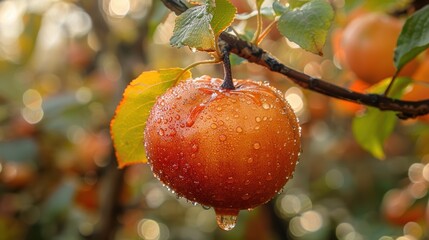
[{"x1": 161, "y1": 0, "x2": 429, "y2": 120}]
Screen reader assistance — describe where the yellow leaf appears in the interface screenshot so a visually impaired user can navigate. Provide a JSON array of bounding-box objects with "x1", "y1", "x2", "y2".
[{"x1": 110, "y1": 68, "x2": 192, "y2": 168}]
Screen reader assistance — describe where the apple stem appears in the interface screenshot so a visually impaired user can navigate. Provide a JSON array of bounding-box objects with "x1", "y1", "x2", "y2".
[{"x1": 220, "y1": 47, "x2": 235, "y2": 90}]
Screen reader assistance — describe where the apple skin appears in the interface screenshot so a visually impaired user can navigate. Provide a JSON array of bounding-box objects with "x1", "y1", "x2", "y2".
[{"x1": 144, "y1": 76, "x2": 301, "y2": 215}]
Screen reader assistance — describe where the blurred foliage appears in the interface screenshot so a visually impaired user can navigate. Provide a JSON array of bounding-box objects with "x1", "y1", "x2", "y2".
[{"x1": 0, "y1": 0, "x2": 428, "y2": 240}]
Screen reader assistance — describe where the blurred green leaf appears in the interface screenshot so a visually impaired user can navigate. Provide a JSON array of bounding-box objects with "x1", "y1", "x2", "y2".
[
  {"x1": 394, "y1": 5, "x2": 429, "y2": 71},
  {"x1": 41, "y1": 181, "x2": 76, "y2": 224},
  {"x1": 19, "y1": 13, "x2": 42, "y2": 64},
  {"x1": 287, "y1": 0, "x2": 311, "y2": 8},
  {"x1": 277, "y1": 0, "x2": 334, "y2": 55},
  {"x1": 170, "y1": 5, "x2": 215, "y2": 51},
  {"x1": 111, "y1": 68, "x2": 192, "y2": 168},
  {"x1": 352, "y1": 77, "x2": 411, "y2": 159},
  {"x1": 364, "y1": 0, "x2": 410, "y2": 11},
  {"x1": 0, "y1": 139, "x2": 38, "y2": 165},
  {"x1": 211, "y1": 0, "x2": 236, "y2": 36}
]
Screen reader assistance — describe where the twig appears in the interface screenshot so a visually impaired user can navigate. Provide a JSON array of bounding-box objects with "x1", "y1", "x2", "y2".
[
  {"x1": 220, "y1": 45, "x2": 235, "y2": 90},
  {"x1": 161, "y1": 0, "x2": 429, "y2": 120}
]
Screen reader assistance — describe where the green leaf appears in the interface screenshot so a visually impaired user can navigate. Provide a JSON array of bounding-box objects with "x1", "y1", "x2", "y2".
[
  {"x1": 110, "y1": 69, "x2": 192, "y2": 168},
  {"x1": 352, "y1": 77, "x2": 411, "y2": 159},
  {"x1": 211, "y1": 0, "x2": 236, "y2": 36},
  {"x1": 170, "y1": 5, "x2": 215, "y2": 51},
  {"x1": 273, "y1": 1, "x2": 287, "y2": 15},
  {"x1": 394, "y1": 5, "x2": 429, "y2": 71},
  {"x1": 277, "y1": 0, "x2": 334, "y2": 55}
]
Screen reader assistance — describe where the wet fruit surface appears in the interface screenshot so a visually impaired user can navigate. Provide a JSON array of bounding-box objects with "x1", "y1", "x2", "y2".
[{"x1": 144, "y1": 76, "x2": 301, "y2": 230}]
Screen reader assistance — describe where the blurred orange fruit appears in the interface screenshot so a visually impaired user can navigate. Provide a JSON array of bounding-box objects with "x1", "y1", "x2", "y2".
[
  {"x1": 331, "y1": 79, "x2": 370, "y2": 116},
  {"x1": 341, "y1": 13, "x2": 418, "y2": 84}
]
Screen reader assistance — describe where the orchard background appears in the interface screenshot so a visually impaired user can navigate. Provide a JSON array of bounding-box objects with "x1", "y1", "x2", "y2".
[{"x1": 1, "y1": 0, "x2": 429, "y2": 239}]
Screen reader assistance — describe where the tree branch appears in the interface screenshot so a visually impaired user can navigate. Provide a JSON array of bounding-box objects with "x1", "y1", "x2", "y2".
[{"x1": 160, "y1": 0, "x2": 429, "y2": 120}]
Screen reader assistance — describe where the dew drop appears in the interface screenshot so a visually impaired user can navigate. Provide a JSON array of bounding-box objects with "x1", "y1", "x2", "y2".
[
  {"x1": 262, "y1": 103, "x2": 270, "y2": 109},
  {"x1": 215, "y1": 213, "x2": 238, "y2": 231},
  {"x1": 219, "y1": 134, "x2": 227, "y2": 141},
  {"x1": 255, "y1": 116, "x2": 262, "y2": 122},
  {"x1": 216, "y1": 106, "x2": 222, "y2": 111},
  {"x1": 191, "y1": 144, "x2": 199, "y2": 152},
  {"x1": 236, "y1": 127, "x2": 243, "y2": 133},
  {"x1": 247, "y1": 158, "x2": 253, "y2": 163},
  {"x1": 202, "y1": 205, "x2": 211, "y2": 210},
  {"x1": 211, "y1": 123, "x2": 218, "y2": 129},
  {"x1": 158, "y1": 129, "x2": 165, "y2": 136},
  {"x1": 244, "y1": 180, "x2": 250, "y2": 185},
  {"x1": 241, "y1": 193, "x2": 250, "y2": 200},
  {"x1": 253, "y1": 142, "x2": 261, "y2": 150}
]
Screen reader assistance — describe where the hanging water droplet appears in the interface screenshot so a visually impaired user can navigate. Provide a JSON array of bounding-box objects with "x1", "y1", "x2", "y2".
[
  {"x1": 202, "y1": 205, "x2": 211, "y2": 210},
  {"x1": 216, "y1": 213, "x2": 238, "y2": 231}
]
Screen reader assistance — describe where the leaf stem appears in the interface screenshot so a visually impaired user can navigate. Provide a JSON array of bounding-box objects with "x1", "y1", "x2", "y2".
[
  {"x1": 252, "y1": 6, "x2": 263, "y2": 46},
  {"x1": 176, "y1": 58, "x2": 221, "y2": 82},
  {"x1": 384, "y1": 70, "x2": 399, "y2": 96},
  {"x1": 257, "y1": 18, "x2": 279, "y2": 44},
  {"x1": 220, "y1": 47, "x2": 235, "y2": 90}
]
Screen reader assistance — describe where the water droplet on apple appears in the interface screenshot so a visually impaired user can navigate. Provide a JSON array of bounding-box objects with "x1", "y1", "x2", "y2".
[
  {"x1": 247, "y1": 157, "x2": 253, "y2": 163},
  {"x1": 219, "y1": 134, "x2": 227, "y2": 141},
  {"x1": 262, "y1": 103, "x2": 270, "y2": 109},
  {"x1": 253, "y1": 142, "x2": 261, "y2": 149},
  {"x1": 255, "y1": 116, "x2": 261, "y2": 122},
  {"x1": 191, "y1": 144, "x2": 198, "y2": 152},
  {"x1": 158, "y1": 129, "x2": 165, "y2": 136},
  {"x1": 236, "y1": 127, "x2": 243, "y2": 133},
  {"x1": 241, "y1": 193, "x2": 250, "y2": 200},
  {"x1": 211, "y1": 123, "x2": 217, "y2": 129}
]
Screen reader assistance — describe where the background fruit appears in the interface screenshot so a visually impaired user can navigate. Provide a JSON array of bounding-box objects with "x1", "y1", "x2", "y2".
[
  {"x1": 331, "y1": 79, "x2": 370, "y2": 116},
  {"x1": 403, "y1": 56, "x2": 429, "y2": 122},
  {"x1": 144, "y1": 76, "x2": 301, "y2": 230},
  {"x1": 341, "y1": 13, "x2": 418, "y2": 84}
]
